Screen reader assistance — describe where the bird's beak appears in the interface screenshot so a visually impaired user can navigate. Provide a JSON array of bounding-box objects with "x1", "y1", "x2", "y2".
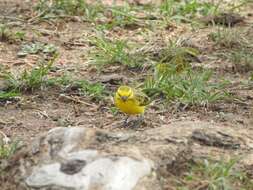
[{"x1": 121, "y1": 96, "x2": 128, "y2": 102}]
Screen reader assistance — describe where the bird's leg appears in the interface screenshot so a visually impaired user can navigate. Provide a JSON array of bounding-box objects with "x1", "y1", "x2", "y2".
[
  {"x1": 123, "y1": 115, "x2": 129, "y2": 127},
  {"x1": 130, "y1": 114, "x2": 144, "y2": 128},
  {"x1": 138, "y1": 114, "x2": 144, "y2": 122}
]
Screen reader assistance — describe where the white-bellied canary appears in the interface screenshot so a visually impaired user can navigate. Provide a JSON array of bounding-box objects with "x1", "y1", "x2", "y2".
[{"x1": 114, "y1": 85, "x2": 150, "y2": 126}]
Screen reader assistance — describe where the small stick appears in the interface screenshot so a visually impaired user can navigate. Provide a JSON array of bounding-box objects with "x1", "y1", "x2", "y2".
[
  {"x1": 0, "y1": 130, "x2": 10, "y2": 144},
  {"x1": 59, "y1": 94, "x2": 98, "y2": 108}
]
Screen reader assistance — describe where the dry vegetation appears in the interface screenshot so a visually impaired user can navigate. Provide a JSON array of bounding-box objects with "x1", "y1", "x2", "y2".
[{"x1": 0, "y1": 0, "x2": 253, "y2": 189}]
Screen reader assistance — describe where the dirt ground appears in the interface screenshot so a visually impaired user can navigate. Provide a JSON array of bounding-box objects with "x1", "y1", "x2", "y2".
[
  {"x1": 0, "y1": 0, "x2": 253, "y2": 189},
  {"x1": 0, "y1": 0, "x2": 252, "y2": 142}
]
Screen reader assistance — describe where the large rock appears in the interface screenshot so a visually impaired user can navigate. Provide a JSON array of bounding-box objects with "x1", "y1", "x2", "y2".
[
  {"x1": 2, "y1": 121, "x2": 253, "y2": 190},
  {"x1": 25, "y1": 128, "x2": 152, "y2": 190}
]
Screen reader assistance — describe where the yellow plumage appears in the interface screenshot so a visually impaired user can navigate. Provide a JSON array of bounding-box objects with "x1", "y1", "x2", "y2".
[{"x1": 114, "y1": 86, "x2": 149, "y2": 115}]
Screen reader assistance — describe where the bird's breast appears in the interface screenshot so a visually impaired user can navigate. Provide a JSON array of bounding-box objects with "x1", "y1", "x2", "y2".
[{"x1": 115, "y1": 98, "x2": 145, "y2": 115}]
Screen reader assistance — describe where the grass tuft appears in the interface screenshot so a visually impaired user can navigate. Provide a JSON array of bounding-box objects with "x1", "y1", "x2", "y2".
[
  {"x1": 1, "y1": 53, "x2": 106, "y2": 101},
  {"x1": 179, "y1": 158, "x2": 253, "y2": 190},
  {"x1": 160, "y1": 0, "x2": 220, "y2": 23},
  {"x1": 47, "y1": 74, "x2": 107, "y2": 101},
  {"x1": 35, "y1": 0, "x2": 104, "y2": 22},
  {"x1": 36, "y1": 0, "x2": 86, "y2": 16},
  {"x1": 99, "y1": 4, "x2": 141, "y2": 30},
  {"x1": 0, "y1": 91, "x2": 20, "y2": 101},
  {"x1": 153, "y1": 40, "x2": 199, "y2": 72},
  {"x1": 209, "y1": 28, "x2": 249, "y2": 49},
  {"x1": 230, "y1": 49, "x2": 253, "y2": 73},
  {"x1": 18, "y1": 42, "x2": 57, "y2": 57},
  {"x1": 0, "y1": 137, "x2": 19, "y2": 159},
  {"x1": 2, "y1": 56, "x2": 56, "y2": 92},
  {"x1": 89, "y1": 36, "x2": 143, "y2": 70},
  {"x1": 65, "y1": 80, "x2": 106, "y2": 101},
  {"x1": 144, "y1": 65, "x2": 227, "y2": 107},
  {"x1": 0, "y1": 24, "x2": 25, "y2": 43},
  {"x1": 210, "y1": 28, "x2": 253, "y2": 73},
  {"x1": 0, "y1": 24, "x2": 12, "y2": 42}
]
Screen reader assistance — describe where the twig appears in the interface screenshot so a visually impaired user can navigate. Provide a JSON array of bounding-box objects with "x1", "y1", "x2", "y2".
[
  {"x1": 59, "y1": 94, "x2": 98, "y2": 108},
  {"x1": 0, "y1": 119, "x2": 7, "y2": 125},
  {"x1": 0, "y1": 16, "x2": 25, "y2": 22},
  {"x1": 28, "y1": 9, "x2": 48, "y2": 24},
  {"x1": 0, "y1": 130, "x2": 10, "y2": 144}
]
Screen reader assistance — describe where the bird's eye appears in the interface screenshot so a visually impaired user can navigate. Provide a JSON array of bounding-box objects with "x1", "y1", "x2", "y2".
[{"x1": 117, "y1": 92, "x2": 122, "y2": 97}]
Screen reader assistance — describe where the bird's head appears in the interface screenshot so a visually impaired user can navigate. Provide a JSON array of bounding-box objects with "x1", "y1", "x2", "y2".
[{"x1": 116, "y1": 86, "x2": 133, "y2": 102}]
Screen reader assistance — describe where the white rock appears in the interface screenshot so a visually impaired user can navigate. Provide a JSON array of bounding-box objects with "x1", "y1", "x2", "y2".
[{"x1": 26, "y1": 156, "x2": 152, "y2": 190}]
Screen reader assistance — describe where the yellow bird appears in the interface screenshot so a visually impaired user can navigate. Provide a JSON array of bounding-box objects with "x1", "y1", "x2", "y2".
[{"x1": 114, "y1": 86, "x2": 150, "y2": 125}]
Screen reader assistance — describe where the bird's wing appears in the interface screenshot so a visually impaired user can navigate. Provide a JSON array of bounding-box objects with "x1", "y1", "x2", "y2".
[{"x1": 133, "y1": 90, "x2": 150, "y2": 106}]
